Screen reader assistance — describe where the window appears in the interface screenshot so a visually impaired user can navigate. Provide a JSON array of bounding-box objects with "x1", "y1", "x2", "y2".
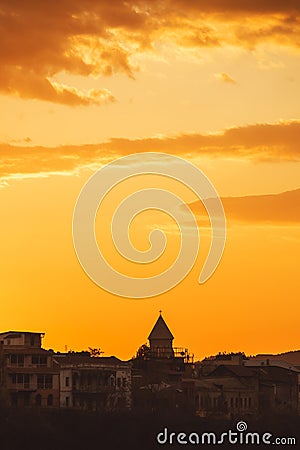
[
  {"x1": 66, "y1": 397, "x2": 69, "y2": 407},
  {"x1": 32, "y1": 355, "x2": 47, "y2": 366},
  {"x1": 122, "y1": 377, "x2": 127, "y2": 388},
  {"x1": 11, "y1": 373, "x2": 29, "y2": 388},
  {"x1": 235, "y1": 398, "x2": 238, "y2": 408},
  {"x1": 47, "y1": 395, "x2": 53, "y2": 406},
  {"x1": 230, "y1": 398, "x2": 234, "y2": 408},
  {"x1": 30, "y1": 337, "x2": 35, "y2": 347},
  {"x1": 10, "y1": 355, "x2": 17, "y2": 365},
  {"x1": 117, "y1": 377, "x2": 121, "y2": 388},
  {"x1": 37, "y1": 375, "x2": 53, "y2": 389},
  {"x1": 10, "y1": 354, "x2": 24, "y2": 367},
  {"x1": 248, "y1": 397, "x2": 252, "y2": 408},
  {"x1": 65, "y1": 377, "x2": 70, "y2": 387}
]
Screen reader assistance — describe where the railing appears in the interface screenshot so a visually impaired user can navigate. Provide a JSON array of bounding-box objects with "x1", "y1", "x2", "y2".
[{"x1": 149, "y1": 347, "x2": 194, "y2": 363}]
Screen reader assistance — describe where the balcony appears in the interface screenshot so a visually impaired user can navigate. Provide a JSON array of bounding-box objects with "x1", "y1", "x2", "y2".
[{"x1": 149, "y1": 347, "x2": 194, "y2": 363}]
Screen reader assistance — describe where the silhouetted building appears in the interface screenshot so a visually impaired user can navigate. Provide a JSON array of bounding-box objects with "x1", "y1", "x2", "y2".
[
  {"x1": 133, "y1": 313, "x2": 193, "y2": 412},
  {"x1": 249, "y1": 364, "x2": 299, "y2": 415},
  {"x1": 0, "y1": 331, "x2": 59, "y2": 408},
  {"x1": 0, "y1": 323, "x2": 298, "y2": 419},
  {"x1": 148, "y1": 312, "x2": 174, "y2": 358},
  {"x1": 246, "y1": 355, "x2": 300, "y2": 413},
  {"x1": 54, "y1": 352, "x2": 131, "y2": 411},
  {"x1": 181, "y1": 365, "x2": 259, "y2": 418},
  {"x1": 198, "y1": 352, "x2": 247, "y2": 376},
  {"x1": 182, "y1": 363, "x2": 299, "y2": 418}
]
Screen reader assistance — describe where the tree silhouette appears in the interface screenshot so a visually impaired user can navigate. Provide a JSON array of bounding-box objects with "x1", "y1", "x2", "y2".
[
  {"x1": 135, "y1": 343, "x2": 151, "y2": 360},
  {"x1": 88, "y1": 347, "x2": 104, "y2": 357}
]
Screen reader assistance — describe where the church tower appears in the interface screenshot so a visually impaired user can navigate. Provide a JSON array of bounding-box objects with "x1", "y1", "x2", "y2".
[{"x1": 148, "y1": 312, "x2": 174, "y2": 358}]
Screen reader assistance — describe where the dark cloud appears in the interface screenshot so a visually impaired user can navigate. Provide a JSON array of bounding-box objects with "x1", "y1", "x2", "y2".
[
  {"x1": 104, "y1": 121, "x2": 300, "y2": 161},
  {"x1": 1, "y1": 66, "x2": 115, "y2": 105},
  {"x1": 190, "y1": 189, "x2": 300, "y2": 224},
  {"x1": 0, "y1": 0, "x2": 144, "y2": 104},
  {"x1": 0, "y1": 1, "x2": 300, "y2": 104},
  {"x1": 170, "y1": 0, "x2": 300, "y2": 14}
]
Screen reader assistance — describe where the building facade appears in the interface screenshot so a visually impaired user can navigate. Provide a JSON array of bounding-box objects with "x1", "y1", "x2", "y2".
[
  {"x1": 54, "y1": 353, "x2": 132, "y2": 411},
  {"x1": 0, "y1": 331, "x2": 59, "y2": 408}
]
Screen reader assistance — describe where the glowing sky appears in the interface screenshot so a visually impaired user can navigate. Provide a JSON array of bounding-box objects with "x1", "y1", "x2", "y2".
[{"x1": 0, "y1": 0, "x2": 299, "y2": 360}]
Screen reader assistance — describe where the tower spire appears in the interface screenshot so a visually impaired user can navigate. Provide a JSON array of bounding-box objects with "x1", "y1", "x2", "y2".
[{"x1": 148, "y1": 313, "x2": 174, "y2": 358}]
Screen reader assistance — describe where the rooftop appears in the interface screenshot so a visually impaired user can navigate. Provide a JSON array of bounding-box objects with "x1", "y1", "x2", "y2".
[
  {"x1": 0, "y1": 331, "x2": 45, "y2": 337},
  {"x1": 148, "y1": 314, "x2": 174, "y2": 341},
  {"x1": 53, "y1": 353, "x2": 130, "y2": 367}
]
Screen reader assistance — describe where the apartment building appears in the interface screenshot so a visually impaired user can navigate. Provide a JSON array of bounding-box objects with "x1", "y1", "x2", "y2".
[
  {"x1": 0, "y1": 331, "x2": 59, "y2": 407},
  {"x1": 54, "y1": 352, "x2": 132, "y2": 411}
]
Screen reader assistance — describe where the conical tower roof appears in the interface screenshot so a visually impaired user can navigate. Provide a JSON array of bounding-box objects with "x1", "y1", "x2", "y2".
[{"x1": 148, "y1": 313, "x2": 174, "y2": 340}]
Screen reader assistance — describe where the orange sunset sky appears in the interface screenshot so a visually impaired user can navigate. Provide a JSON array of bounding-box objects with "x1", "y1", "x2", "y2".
[{"x1": 0, "y1": 0, "x2": 299, "y2": 361}]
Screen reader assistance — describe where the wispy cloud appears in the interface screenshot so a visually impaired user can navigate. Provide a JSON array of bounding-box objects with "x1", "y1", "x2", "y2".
[
  {"x1": 1, "y1": 120, "x2": 300, "y2": 186},
  {"x1": 214, "y1": 72, "x2": 237, "y2": 84}
]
